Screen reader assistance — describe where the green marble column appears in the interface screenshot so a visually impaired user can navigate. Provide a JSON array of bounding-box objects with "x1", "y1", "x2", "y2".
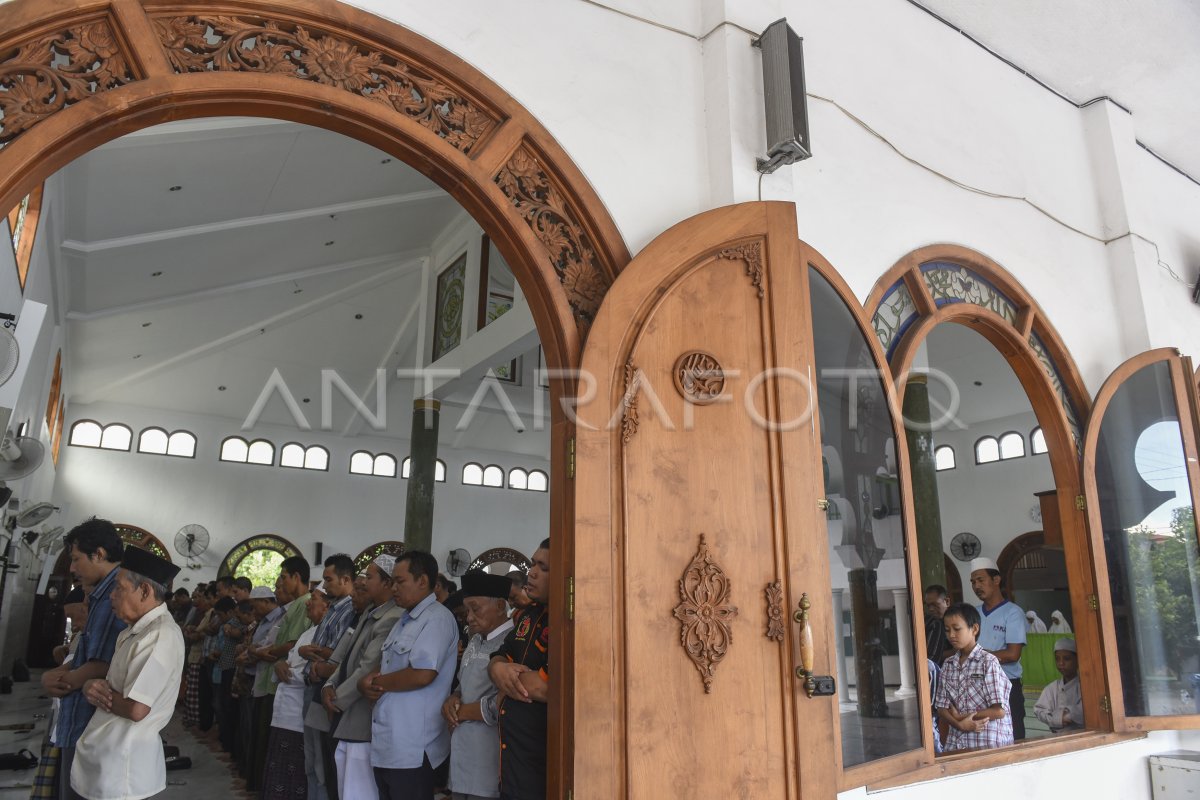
[
  {"x1": 403, "y1": 399, "x2": 440, "y2": 553},
  {"x1": 904, "y1": 375, "x2": 945, "y2": 592},
  {"x1": 849, "y1": 567, "x2": 889, "y2": 718}
]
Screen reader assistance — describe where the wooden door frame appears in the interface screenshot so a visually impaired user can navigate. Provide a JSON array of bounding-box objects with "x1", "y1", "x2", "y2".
[
  {"x1": 0, "y1": 3, "x2": 631, "y2": 795},
  {"x1": 1082, "y1": 348, "x2": 1200, "y2": 732},
  {"x1": 865, "y1": 244, "x2": 1112, "y2": 738}
]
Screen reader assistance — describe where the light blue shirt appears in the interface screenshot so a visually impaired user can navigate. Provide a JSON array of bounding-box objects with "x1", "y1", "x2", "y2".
[
  {"x1": 978, "y1": 600, "x2": 1027, "y2": 680},
  {"x1": 370, "y1": 592, "x2": 459, "y2": 770}
]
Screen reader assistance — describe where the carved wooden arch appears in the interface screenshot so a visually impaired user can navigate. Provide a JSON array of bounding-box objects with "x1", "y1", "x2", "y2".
[
  {"x1": 217, "y1": 532, "x2": 300, "y2": 578},
  {"x1": 996, "y1": 530, "x2": 1044, "y2": 601},
  {"x1": 0, "y1": 0, "x2": 630, "y2": 382},
  {"x1": 352, "y1": 540, "x2": 405, "y2": 575},
  {"x1": 468, "y1": 546, "x2": 531, "y2": 573}
]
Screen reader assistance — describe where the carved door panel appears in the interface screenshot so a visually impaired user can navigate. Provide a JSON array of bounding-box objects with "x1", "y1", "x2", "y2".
[{"x1": 574, "y1": 202, "x2": 838, "y2": 800}]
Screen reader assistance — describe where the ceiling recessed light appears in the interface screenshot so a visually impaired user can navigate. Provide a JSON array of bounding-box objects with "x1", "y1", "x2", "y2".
[
  {"x1": 151, "y1": 271, "x2": 163, "y2": 277},
  {"x1": 325, "y1": 240, "x2": 335, "y2": 246},
  {"x1": 218, "y1": 385, "x2": 227, "y2": 391},
  {"x1": 132, "y1": 354, "x2": 141, "y2": 359},
  {"x1": 141, "y1": 322, "x2": 151, "y2": 328},
  {"x1": 302, "y1": 398, "x2": 311, "y2": 404},
  {"x1": 380, "y1": 158, "x2": 392, "y2": 164},
  {"x1": 168, "y1": 185, "x2": 182, "y2": 192},
  {"x1": 973, "y1": 380, "x2": 983, "y2": 387},
  {"x1": 354, "y1": 313, "x2": 363, "y2": 320}
]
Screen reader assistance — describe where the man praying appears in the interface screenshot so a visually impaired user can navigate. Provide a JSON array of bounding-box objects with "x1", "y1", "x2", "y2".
[{"x1": 69, "y1": 546, "x2": 185, "y2": 800}]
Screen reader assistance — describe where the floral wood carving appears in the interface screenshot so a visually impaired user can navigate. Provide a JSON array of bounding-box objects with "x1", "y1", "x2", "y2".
[
  {"x1": 495, "y1": 145, "x2": 611, "y2": 330},
  {"x1": 765, "y1": 581, "x2": 784, "y2": 642},
  {"x1": 673, "y1": 351, "x2": 725, "y2": 405},
  {"x1": 467, "y1": 546, "x2": 532, "y2": 573},
  {"x1": 150, "y1": 15, "x2": 497, "y2": 153},
  {"x1": 673, "y1": 534, "x2": 738, "y2": 693},
  {"x1": 718, "y1": 241, "x2": 765, "y2": 299},
  {"x1": 621, "y1": 361, "x2": 641, "y2": 444},
  {"x1": 0, "y1": 20, "x2": 134, "y2": 147}
]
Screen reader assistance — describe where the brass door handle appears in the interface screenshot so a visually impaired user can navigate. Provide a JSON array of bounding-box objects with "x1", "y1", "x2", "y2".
[{"x1": 793, "y1": 593, "x2": 817, "y2": 697}]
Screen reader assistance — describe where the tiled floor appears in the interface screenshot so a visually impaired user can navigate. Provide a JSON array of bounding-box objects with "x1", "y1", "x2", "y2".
[{"x1": 0, "y1": 671, "x2": 247, "y2": 800}]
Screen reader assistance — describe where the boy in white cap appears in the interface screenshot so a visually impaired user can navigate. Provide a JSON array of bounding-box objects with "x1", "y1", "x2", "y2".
[
  {"x1": 1034, "y1": 638, "x2": 1082, "y2": 733},
  {"x1": 969, "y1": 556, "x2": 1028, "y2": 740}
]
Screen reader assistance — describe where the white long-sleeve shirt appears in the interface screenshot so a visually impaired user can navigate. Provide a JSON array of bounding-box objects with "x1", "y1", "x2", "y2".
[{"x1": 1034, "y1": 676, "x2": 1082, "y2": 732}]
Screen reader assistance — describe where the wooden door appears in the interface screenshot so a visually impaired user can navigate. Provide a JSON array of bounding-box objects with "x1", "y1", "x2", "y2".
[{"x1": 573, "y1": 203, "x2": 840, "y2": 799}]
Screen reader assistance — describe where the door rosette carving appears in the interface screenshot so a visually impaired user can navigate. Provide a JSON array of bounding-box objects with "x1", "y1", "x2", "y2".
[
  {"x1": 150, "y1": 15, "x2": 498, "y2": 153},
  {"x1": 673, "y1": 534, "x2": 738, "y2": 693},
  {"x1": 0, "y1": 20, "x2": 134, "y2": 147},
  {"x1": 673, "y1": 351, "x2": 725, "y2": 405}
]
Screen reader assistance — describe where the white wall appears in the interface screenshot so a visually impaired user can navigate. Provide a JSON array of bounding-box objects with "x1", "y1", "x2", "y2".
[
  {"x1": 932, "y1": 410, "x2": 1054, "y2": 592},
  {"x1": 51, "y1": 401, "x2": 550, "y2": 589}
]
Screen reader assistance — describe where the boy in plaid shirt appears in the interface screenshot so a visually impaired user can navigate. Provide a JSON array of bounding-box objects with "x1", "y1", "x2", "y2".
[{"x1": 934, "y1": 603, "x2": 1014, "y2": 752}]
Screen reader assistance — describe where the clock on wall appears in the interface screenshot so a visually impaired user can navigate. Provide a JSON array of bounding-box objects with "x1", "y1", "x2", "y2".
[{"x1": 950, "y1": 532, "x2": 982, "y2": 562}]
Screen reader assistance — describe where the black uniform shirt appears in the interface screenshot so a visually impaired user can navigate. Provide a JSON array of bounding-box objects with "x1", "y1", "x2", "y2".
[{"x1": 494, "y1": 603, "x2": 549, "y2": 800}]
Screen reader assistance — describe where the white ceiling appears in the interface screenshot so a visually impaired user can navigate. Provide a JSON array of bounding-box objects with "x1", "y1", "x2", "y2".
[
  {"x1": 916, "y1": 0, "x2": 1200, "y2": 180},
  {"x1": 57, "y1": 118, "x2": 549, "y2": 456},
  {"x1": 922, "y1": 322, "x2": 1033, "y2": 428}
]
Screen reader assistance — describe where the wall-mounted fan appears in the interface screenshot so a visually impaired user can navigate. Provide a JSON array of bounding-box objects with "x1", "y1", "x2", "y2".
[
  {"x1": 175, "y1": 524, "x2": 210, "y2": 568},
  {"x1": 0, "y1": 327, "x2": 17, "y2": 388},
  {"x1": 0, "y1": 432, "x2": 44, "y2": 484},
  {"x1": 445, "y1": 547, "x2": 471, "y2": 577}
]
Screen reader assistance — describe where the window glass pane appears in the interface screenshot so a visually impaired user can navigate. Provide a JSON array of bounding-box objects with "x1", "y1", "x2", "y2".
[
  {"x1": 138, "y1": 428, "x2": 168, "y2": 455},
  {"x1": 463, "y1": 464, "x2": 483, "y2": 485},
  {"x1": 350, "y1": 451, "x2": 374, "y2": 475},
  {"x1": 374, "y1": 454, "x2": 396, "y2": 478},
  {"x1": 167, "y1": 431, "x2": 196, "y2": 457},
  {"x1": 509, "y1": 468, "x2": 528, "y2": 489},
  {"x1": 304, "y1": 446, "x2": 328, "y2": 471},
  {"x1": 248, "y1": 440, "x2": 274, "y2": 465},
  {"x1": 401, "y1": 457, "x2": 411, "y2": 479},
  {"x1": 976, "y1": 437, "x2": 999, "y2": 463},
  {"x1": 280, "y1": 443, "x2": 305, "y2": 468},
  {"x1": 999, "y1": 432, "x2": 1026, "y2": 459},
  {"x1": 528, "y1": 470, "x2": 548, "y2": 492},
  {"x1": 483, "y1": 465, "x2": 503, "y2": 487},
  {"x1": 1031, "y1": 427, "x2": 1048, "y2": 454},
  {"x1": 436, "y1": 460, "x2": 447, "y2": 482},
  {"x1": 221, "y1": 437, "x2": 248, "y2": 462},
  {"x1": 934, "y1": 446, "x2": 955, "y2": 471},
  {"x1": 100, "y1": 424, "x2": 131, "y2": 451},
  {"x1": 70, "y1": 421, "x2": 102, "y2": 447},
  {"x1": 809, "y1": 266, "x2": 923, "y2": 767},
  {"x1": 1094, "y1": 360, "x2": 1200, "y2": 717}
]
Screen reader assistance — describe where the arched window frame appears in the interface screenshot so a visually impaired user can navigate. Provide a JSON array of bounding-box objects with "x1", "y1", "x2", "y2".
[
  {"x1": 303, "y1": 445, "x2": 329, "y2": 471},
  {"x1": 68, "y1": 419, "x2": 103, "y2": 448},
  {"x1": 99, "y1": 423, "x2": 132, "y2": 451},
  {"x1": 1030, "y1": 425, "x2": 1048, "y2": 455},
  {"x1": 934, "y1": 445, "x2": 956, "y2": 471},
  {"x1": 137, "y1": 426, "x2": 169, "y2": 455},
  {"x1": 217, "y1": 534, "x2": 301, "y2": 579},
  {"x1": 373, "y1": 453, "x2": 397, "y2": 478},
  {"x1": 527, "y1": 469, "x2": 549, "y2": 492},
  {"x1": 166, "y1": 430, "x2": 197, "y2": 458},
  {"x1": 280, "y1": 442, "x2": 306, "y2": 468},
  {"x1": 998, "y1": 430, "x2": 1026, "y2": 460},
  {"x1": 462, "y1": 462, "x2": 483, "y2": 485},
  {"x1": 246, "y1": 439, "x2": 275, "y2": 466},
  {"x1": 482, "y1": 464, "x2": 504, "y2": 487},
  {"x1": 974, "y1": 435, "x2": 1000, "y2": 465},
  {"x1": 508, "y1": 467, "x2": 528, "y2": 489},
  {"x1": 349, "y1": 450, "x2": 376, "y2": 476},
  {"x1": 220, "y1": 435, "x2": 249, "y2": 463}
]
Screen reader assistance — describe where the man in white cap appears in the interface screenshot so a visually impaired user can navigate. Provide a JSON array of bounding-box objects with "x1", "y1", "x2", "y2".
[
  {"x1": 315, "y1": 554, "x2": 404, "y2": 800},
  {"x1": 1033, "y1": 638, "x2": 1082, "y2": 733},
  {"x1": 969, "y1": 556, "x2": 1028, "y2": 740}
]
